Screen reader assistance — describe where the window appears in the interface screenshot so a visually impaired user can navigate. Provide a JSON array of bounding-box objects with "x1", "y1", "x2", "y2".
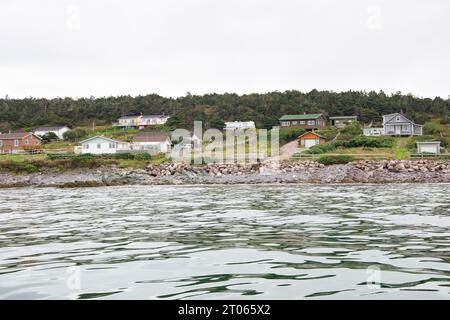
[
  {"x1": 292, "y1": 121, "x2": 298, "y2": 125},
  {"x1": 25, "y1": 139, "x2": 29, "y2": 145},
  {"x1": 316, "y1": 139, "x2": 320, "y2": 144},
  {"x1": 402, "y1": 125, "x2": 409, "y2": 132},
  {"x1": 281, "y1": 121, "x2": 290, "y2": 126},
  {"x1": 109, "y1": 143, "x2": 116, "y2": 148},
  {"x1": 97, "y1": 143, "x2": 101, "y2": 149},
  {"x1": 85, "y1": 143, "x2": 89, "y2": 149},
  {"x1": 14, "y1": 139, "x2": 19, "y2": 147},
  {"x1": 396, "y1": 116, "x2": 400, "y2": 121},
  {"x1": 300, "y1": 121, "x2": 306, "y2": 125},
  {"x1": 300, "y1": 140, "x2": 305, "y2": 145},
  {"x1": 0, "y1": 140, "x2": 2, "y2": 147},
  {"x1": 307, "y1": 120, "x2": 315, "y2": 125}
]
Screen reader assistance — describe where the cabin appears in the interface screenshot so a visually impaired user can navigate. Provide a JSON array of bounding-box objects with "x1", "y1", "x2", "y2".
[
  {"x1": 416, "y1": 141, "x2": 441, "y2": 154},
  {"x1": 80, "y1": 136, "x2": 131, "y2": 154},
  {"x1": 224, "y1": 121, "x2": 256, "y2": 130},
  {"x1": 132, "y1": 131, "x2": 172, "y2": 154},
  {"x1": 34, "y1": 126, "x2": 70, "y2": 140},
  {"x1": 279, "y1": 114, "x2": 327, "y2": 131},
  {"x1": 364, "y1": 113, "x2": 422, "y2": 136},
  {"x1": 0, "y1": 132, "x2": 42, "y2": 154},
  {"x1": 298, "y1": 131, "x2": 326, "y2": 149},
  {"x1": 329, "y1": 116, "x2": 357, "y2": 129}
]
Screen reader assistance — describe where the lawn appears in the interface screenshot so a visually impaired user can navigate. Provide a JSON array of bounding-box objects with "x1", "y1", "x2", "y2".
[{"x1": 0, "y1": 153, "x2": 47, "y2": 162}]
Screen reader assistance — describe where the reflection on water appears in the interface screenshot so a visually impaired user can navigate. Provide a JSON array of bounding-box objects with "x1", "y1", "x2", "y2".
[{"x1": 0, "y1": 184, "x2": 449, "y2": 299}]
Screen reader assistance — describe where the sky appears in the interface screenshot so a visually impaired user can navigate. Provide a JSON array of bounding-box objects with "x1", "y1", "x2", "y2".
[{"x1": 0, "y1": 0, "x2": 449, "y2": 99}]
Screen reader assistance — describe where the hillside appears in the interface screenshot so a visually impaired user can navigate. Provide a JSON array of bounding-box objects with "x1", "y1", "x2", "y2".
[{"x1": 0, "y1": 90, "x2": 449, "y2": 132}]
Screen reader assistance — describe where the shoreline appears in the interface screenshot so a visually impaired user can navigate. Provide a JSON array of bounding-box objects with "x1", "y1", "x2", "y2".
[{"x1": 1, "y1": 160, "x2": 450, "y2": 188}]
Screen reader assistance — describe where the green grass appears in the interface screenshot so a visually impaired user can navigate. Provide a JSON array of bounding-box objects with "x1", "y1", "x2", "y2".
[{"x1": 0, "y1": 153, "x2": 46, "y2": 162}]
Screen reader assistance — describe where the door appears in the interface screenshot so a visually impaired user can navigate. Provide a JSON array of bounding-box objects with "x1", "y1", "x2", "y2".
[
  {"x1": 395, "y1": 126, "x2": 401, "y2": 135},
  {"x1": 304, "y1": 139, "x2": 317, "y2": 148}
]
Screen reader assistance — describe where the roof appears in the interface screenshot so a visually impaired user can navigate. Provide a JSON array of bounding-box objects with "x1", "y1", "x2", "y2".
[
  {"x1": 34, "y1": 126, "x2": 68, "y2": 131},
  {"x1": 141, "y1": 115, "x2": 169, "y2": 119},
  {"x1": 383, "y1": 113, "x2": 417, "y2": 125},
  {"x1": 133, "y1": 131, "x2": 170, "y2": 142},
  {"x1": 329, "y1": 116, "x2": 357, "y2": 120},
  {"x1": 298, "y1": 131, "x2": 326, "y2": 140},
  {"x1": 279, "y1": 114, "x2": 323, "y2": 121},
  {"x1": 118, "y1": 115, "x2": 141, "y2": 120},
  {"x1": 0, "y1": 132, "x2": 35, "y2": 140},
  {"x1": 79, "y1": 135, "x2": 126, "y2": 144},
  {"x1": 416, "y1": 141, "x2": 441, "y2": 145}
]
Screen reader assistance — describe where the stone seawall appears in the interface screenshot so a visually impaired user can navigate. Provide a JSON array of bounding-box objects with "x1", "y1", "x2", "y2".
[{"x1": 1, "y1": 160, "x2": 449, "y2": 188}]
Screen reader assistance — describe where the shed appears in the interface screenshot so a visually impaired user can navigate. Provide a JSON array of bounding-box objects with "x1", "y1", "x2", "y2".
[
  {"x1": 298, "y1": 131, "x2": 326, "y2": 149},
  {"x1": 416, "y1": 141, "x2": 441, "y2": 154}
]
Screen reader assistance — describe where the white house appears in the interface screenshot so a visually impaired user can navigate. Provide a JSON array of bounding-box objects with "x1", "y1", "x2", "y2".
[
  {"x1": 224, "y1": 121, "x2": 256, "y2": 130},
  {"x1": 139, "y1": 115, "x2": 170, "y2": 128},
  {"x1": 417, "y1": 141, "x2": 441, "y2": 154},
  {"x1": 132, "y1": 131, "x2": 172, "y2": 154},
  {"x1": 364, "y1": 113, "x2": 422, "y2": 137},
  {"x1": 80, "y1": 136, "x2": 131, "y2": 155},
  {"x1": 34, "y1": 126, "x2": 70, "y2": 140},
  {"x1": 113, "y1": 115, "x2": 141, "y2": 128},
  {"x1": 113, "y1": 115, "x2": 170, "y2": 129}
]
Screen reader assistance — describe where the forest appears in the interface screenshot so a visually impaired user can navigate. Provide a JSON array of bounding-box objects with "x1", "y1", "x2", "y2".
[{"x1": 0, "y1": 90, "x2": 448, "y2": 132}]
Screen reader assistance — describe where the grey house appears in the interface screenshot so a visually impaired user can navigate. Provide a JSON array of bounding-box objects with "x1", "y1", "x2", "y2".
[
  {"x1": 383, "y1": 113, "x2": 422, "y2": 136},
  {"x1": 364, "y1": 113, "x2": 422, "y2": 136}
]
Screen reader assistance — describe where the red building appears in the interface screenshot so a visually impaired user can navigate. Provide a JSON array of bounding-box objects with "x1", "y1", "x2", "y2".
[{"x1": 0, "y1": 132, "x2": 42, "y2": 153}]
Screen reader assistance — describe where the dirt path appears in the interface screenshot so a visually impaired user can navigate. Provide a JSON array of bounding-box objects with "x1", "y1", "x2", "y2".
[{"x1": 267, "y1": 140, "x2": 301, "y2": 161}]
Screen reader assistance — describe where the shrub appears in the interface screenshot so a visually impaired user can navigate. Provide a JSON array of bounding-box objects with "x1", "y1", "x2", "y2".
[
  {"x1": 23, "y1": 164, "x2": 38, "y2": 173},
  {"x1": 340, "y1": 121, "x2": 363, "y2": 137},
  {"x1": 303, "y1": 141, "x2": 343, "y2": 154},
  {"x1": 316, "y1": 127, "x2": 339, "y2": 141},
  {"x1": 279, "y1": 128, "x2": 307, "y2": 144},
  {"x1": 317, "y1": 155, "x2": 354, "y2": 165},
  {"x1": 112, "y1": 153, "x2": 136, "y2": 160},
  {"x1": 63, "y1": 128, "x2": 87, "y2": 142},
  {"x1": 133, "y1": 153, "x2": 152, "y2": 161},
  {"x1": 343, "y1": 136, "x2": 394, "y2": 148},
  {"x1": 303, "y1": 136, "x2": 394, "y2": 155},
  {"x1": 40, "y1": 132, "x2": 59, "y2": 144},
  {"x1": 423, "y1": 122, "x2": 442, "y2": 135}
]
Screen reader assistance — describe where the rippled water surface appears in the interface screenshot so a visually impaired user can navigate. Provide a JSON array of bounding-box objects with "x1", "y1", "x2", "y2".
[{"x1": 1, "y1": 184, "x2": 450, "y2": 299}]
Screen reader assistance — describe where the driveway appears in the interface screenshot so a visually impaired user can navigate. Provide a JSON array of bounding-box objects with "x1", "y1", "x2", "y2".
[{"x1": 267, "y1": 139, "x2": 302, "y2": 162}]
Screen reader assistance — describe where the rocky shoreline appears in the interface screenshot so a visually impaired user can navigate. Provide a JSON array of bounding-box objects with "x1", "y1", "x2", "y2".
[{"x1": 1, "y1": 160, "x2": 450, "y2": 188}]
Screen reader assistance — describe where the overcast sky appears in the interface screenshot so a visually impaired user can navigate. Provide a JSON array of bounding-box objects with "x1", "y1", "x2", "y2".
[{"x1": 0, "y1": 0, "x2": 449, "y2": 99}]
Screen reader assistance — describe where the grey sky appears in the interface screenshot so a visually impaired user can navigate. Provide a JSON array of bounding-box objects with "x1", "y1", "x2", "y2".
[{"x1": 0, "y1": 0, "x2": 449, "y2": 99}]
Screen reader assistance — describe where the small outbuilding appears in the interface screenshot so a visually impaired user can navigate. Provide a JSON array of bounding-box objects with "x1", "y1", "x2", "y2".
[
  {"x1": 34, "y1": 126, "x2": 70, "y2": 140},
  {"x1": 132, "y1": 131, "x2": 172, "y2": 154},
  {"x1": 329, "y1": 116, "x2": 357, "y2": 128},
  {"x1": 298, "y1": 131, "x2": 326, "y2": 149},
  {"x1": 416, "y1": 141, "x2": 441, "y2": 154}
]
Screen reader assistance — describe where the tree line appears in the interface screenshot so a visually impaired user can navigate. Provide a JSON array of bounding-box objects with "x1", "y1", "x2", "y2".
[{"x1": 0, "y1": 90, "x2": 448, "y2": 132}]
